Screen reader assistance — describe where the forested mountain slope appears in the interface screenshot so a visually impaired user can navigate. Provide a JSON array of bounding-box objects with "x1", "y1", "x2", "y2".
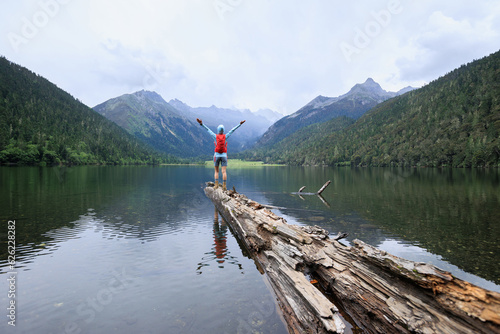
[
  {"x1": 0, "y1": 57, "x2": 175, "y2": 165},
  {"x1": 249, "y1": 50, "x2": 500, "y2": 167},
  {"x1": 244, "y1": 116, "x2": 356, "y2": 164}
]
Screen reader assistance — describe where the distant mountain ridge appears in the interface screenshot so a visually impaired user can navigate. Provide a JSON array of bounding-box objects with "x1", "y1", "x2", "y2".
[
  {"x1": 168, "y1": 99, "x2": 282, "y2": 151},
  {"x1": 256, "y1": 78, "x2": 414, "y2": 147},
  {"x1": 94, "y1": 91, "x2": 214, "y2": 157},
  {"x1": 94, "y1": 91, "x2": 282, "y2": 156}
]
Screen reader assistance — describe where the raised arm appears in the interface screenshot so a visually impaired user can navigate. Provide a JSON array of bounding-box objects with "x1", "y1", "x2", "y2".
[
  {"x1": 226, "y1": 120, "x2": 246, "y2": 139},
  {"x1": 197, "y1": 118, "x2": 216, "y2": 140}
]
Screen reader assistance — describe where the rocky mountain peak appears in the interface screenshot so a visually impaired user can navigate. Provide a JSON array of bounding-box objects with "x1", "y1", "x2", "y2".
[
  {"x1": 347, "y1": 78, "x2": 388, "y2": 97},
  {"x1": 133, "y1": 90, "x2": 165, "y2": 104}
]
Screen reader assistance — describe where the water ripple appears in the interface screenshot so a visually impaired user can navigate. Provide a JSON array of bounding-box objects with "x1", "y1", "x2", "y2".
[{"x1": 0, "y1": 209, "x2": 99, "y2": 273}]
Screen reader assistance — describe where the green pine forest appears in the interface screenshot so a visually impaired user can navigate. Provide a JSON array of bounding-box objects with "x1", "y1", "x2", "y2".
[
  {"x1": 244, "y1": 50, "x2": 500, "y2": 167},
  {"x1": 0, "y1": 56, "x2": 179, "y2": 166}
]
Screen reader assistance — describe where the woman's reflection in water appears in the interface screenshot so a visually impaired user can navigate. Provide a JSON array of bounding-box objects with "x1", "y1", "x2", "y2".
[
  {"x1": 213, "y1": 206, "x2": 227, "y2": 264},
  {"x1": 196, "y1": 207, "x2": 244, "y2": 274}
]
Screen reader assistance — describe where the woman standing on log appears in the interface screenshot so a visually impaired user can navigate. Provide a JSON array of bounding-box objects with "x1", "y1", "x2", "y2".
[{"x1": 197, "y1": 118, "x2": 245, "y2": 191}]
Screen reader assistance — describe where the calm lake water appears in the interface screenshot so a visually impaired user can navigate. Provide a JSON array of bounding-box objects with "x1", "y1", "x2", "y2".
[{"x1": 1, "y1": 165, "x2": 499, "y2": 334}]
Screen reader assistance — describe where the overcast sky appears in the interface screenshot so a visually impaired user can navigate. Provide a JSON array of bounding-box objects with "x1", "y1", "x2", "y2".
[{"x1": 1, "y1": 0, "x2": 499, "y2": 115}]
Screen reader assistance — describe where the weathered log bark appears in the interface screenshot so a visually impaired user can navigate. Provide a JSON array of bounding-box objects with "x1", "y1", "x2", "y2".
[{"x1": 204, "y1": 185, "x2": 500, "y2": 334}]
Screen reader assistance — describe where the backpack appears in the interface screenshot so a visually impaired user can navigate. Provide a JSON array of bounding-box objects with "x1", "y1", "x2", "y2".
[{"x1": 215, "y1": 134, "x2": 227, "y2": 153}]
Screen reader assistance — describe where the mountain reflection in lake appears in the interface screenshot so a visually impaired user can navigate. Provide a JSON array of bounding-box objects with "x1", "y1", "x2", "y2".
[{"x1": 0, "y1": 165, "x2": 499, "y2": 334}]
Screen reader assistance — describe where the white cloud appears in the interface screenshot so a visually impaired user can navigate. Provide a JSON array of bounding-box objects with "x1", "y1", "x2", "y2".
[
  {"x1": 395, "y1": 2, "x2": 500, "y2": 84},
  {"x1": 1, "y1": 0, "x2": 499, "y2": 115}
]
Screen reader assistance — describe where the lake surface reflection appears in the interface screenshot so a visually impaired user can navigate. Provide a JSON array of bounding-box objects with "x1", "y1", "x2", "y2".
[
  {"x1": 0, "y1": 165, "x2": 499, "y2": 333},
  {"x1": 0, "y1": 166, "x2": 287, "y2": 334}
]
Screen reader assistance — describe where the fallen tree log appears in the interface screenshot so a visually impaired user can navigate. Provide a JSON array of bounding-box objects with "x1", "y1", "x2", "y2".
[{"x1": 204, "y1": 184, "x2": 500, "y2": 334}]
